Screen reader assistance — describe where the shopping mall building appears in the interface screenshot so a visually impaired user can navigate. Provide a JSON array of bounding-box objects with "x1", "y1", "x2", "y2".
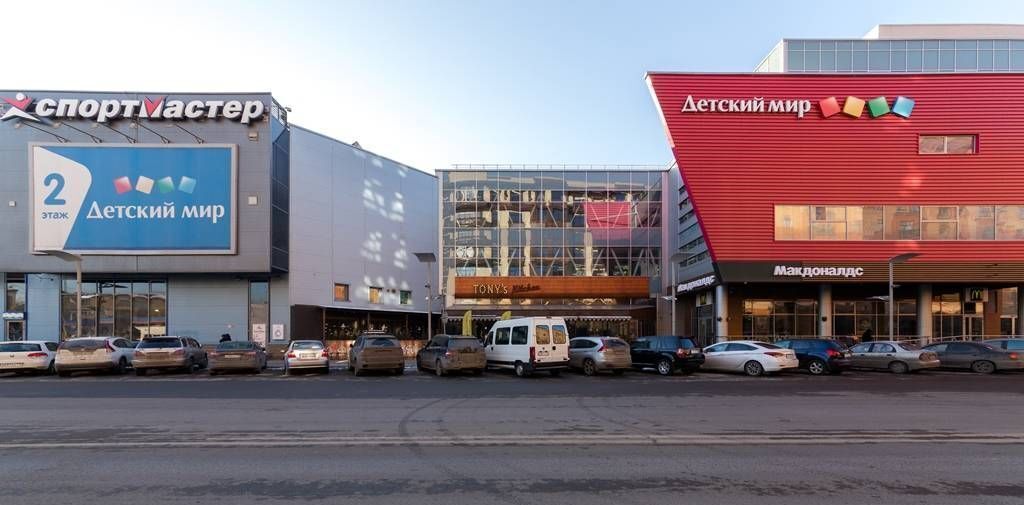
[
  {"x1": 0, "y1": 91, "x2": 438, "y2": 344},
  {"x1": 649, "y1": 24, "x2": 1024, "y2": 342}
]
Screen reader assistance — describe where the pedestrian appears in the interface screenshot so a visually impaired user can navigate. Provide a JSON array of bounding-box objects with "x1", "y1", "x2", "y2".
[
  {"x1": 861, "y1": 328, "x2": 873, "y2": 343},
  {"x1": 219, "y1": 333, "x2": 232, "y2": 343}
]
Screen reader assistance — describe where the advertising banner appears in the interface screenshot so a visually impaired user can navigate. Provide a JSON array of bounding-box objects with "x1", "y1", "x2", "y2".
[{"x1": 30, "y1": 144, "x2": 237, "y2": 254}]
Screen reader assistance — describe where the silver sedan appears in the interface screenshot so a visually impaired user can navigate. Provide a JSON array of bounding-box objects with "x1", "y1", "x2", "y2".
[
  {"x1": 848, "y1": 341, "x2": 940, "y2": 373},
  {"x1": 568, "y1": 337, "x2": 632, "y2": 376}
]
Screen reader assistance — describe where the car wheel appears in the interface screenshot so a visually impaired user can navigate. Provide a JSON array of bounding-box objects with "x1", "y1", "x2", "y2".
[
  {"x1": 135, "y1": 368, "x2": 147, "y2": 377},
  {"x1": 971, "y1": 360, "x2": 996, "y2": 374},
  {"x1": 435, "y1": 360, "x2": 445, "y2": 377},
  {"x1": 656, "y1": 359, "x2": 674, "y2": 376},
  {"x1": 514, "y1": 361, "x2": 529, "y2": 378},
  {"x1": 743, "y1": 360, "x2": 765, "y2": 377},
  {"x1": 807, "y1": 359, "x2": 827, "y2": 376},
  {"x1": 888, "y1": 361, "x2": 909, "y2": 374},
  {"x1": 581, "y1": 359, "x2": 597, "y2": 376}
]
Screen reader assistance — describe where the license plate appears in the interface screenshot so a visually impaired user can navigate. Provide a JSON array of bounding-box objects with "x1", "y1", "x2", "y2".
[
  {"x1": 79, "y1": 355, "x2": 87, "y2": 360},
  {"x1": 301, "y1": 353, "x2": 315, "y2": 359},
  {"x1": 0, "y1": 362, "x2": 22, "y2": 367},
  {"x1": 224, "y1": 355, "x2": 240, "y2": 359}
]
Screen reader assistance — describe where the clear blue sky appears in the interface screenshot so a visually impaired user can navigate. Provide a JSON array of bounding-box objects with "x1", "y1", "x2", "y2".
[{"x1": 9, "y1": 0, "x2": 1024, "y2": 171}]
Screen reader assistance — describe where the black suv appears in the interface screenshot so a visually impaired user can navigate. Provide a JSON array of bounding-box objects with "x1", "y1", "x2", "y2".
[
  {"x1": 775, "y1": 338, "x2": 851, "y2": 375},
  {"x1": 630, "y1": 336, "x2": 705, "y2": 376}
]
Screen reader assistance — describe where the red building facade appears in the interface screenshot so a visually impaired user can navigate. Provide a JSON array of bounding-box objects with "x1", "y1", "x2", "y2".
[{"x1": 647, "y1": 73, "x2": 1024, "y2": 340}]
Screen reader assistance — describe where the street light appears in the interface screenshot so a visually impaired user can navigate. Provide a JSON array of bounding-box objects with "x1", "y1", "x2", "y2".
[
  {"x1": 41, "y1": 250, "x2": 82, "y2": 341},
  {"x1": 414, "y1": 252, "x2": 437, "y2": 340},
  {"x1": 663, "y1": 251, "x2": 700, "y2": 336},
  {"x1": 888, "y1": 252, "x2": 920, "y2": 340}
]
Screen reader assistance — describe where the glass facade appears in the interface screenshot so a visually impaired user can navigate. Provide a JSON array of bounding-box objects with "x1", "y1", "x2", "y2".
[
  {"x1": 248, "y1": 280, "x2": 269, "y2": 340},
  {"x1": 5, "y1": 274, "x2": 25, "y2": 313},
  {"x1": 60, "y1": 278, "x2": 166, "y2": 340},
  {"x1": 776, "y1": 205, "x2": 1021, "y2": 241},
  {"x1": 440, "y1": 168, "x2": 665, "y2": 306},
  {"x1": 783, "y1": 39, "x2": 1024, "y2": 73}
]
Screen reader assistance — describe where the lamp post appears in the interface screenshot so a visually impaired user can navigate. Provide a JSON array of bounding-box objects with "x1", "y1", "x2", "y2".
[
  {"x1": 888, "y1": 253, "x2": 920, "y2": 340},
  {"x1": 661, "y1": 252, "x2": 700, "y2": 336},
  {"x1": 414, "y1": 252, "x2": 437, "y2": 340},
  {"x1": 41, "y1": 250, "x2": 82, "y2": 340}
]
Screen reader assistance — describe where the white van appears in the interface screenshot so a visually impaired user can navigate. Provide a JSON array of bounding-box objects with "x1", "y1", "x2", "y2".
[{"x1": 483, "y1": 317, "x2": 570, "y2": 377}]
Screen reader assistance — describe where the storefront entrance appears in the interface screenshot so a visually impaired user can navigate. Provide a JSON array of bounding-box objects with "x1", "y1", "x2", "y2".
[{"x1": 4, "y1": 320, "x2": 24, "y2": 341}]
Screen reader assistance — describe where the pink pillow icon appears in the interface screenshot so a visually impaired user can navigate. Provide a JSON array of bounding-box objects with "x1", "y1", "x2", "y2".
[{"x1": 113, "y1": 176, "x2": 133, "y2": 194}]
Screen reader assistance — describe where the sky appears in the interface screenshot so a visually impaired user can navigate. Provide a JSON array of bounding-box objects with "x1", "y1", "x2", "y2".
[{"x1": 6, "y1": 0, "x2": 1024, "y2": 171}]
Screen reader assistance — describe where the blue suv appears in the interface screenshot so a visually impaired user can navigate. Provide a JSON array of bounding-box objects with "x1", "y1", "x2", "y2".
[{"x1": 774, "y1": 338, "x2": 852, "y2": 375}]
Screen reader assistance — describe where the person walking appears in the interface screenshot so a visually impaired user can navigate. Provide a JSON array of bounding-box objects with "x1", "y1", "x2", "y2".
[{"x1": 219, "y1": 333, "x2": 232, "y2": 343}]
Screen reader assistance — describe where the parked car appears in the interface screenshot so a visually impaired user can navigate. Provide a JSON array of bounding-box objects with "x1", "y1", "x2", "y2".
[
  {"x1": 775, "y1": 338, "x2": 852, "y2": 375},
  {"x1": 284, "y1": 340, "x2": 330, "y2": 375},
  {"x1": 349, "y1": 334, "x2": 404, "y2": 376},
  {"x1": 629, "y1": 335, "x2": 704, "y2": 376},
  {"x1": 417, "y1": 335, "x2": 485, "y2": 376},
  {"x1": 209, "y1": 341, "x2": 267, "y2": 374},
  {"x1": 569, "y1": 336, "x2": 632, "y2": 376},
  {"x1": 483, "y1": 317, "x2": 570, "y2": 377},
  {"x1": 983, "y1": 338, "x2": 1024, "y2": 352},
  {"x1": 0, "y1": 341, "x2": 58, "y2": 375},
  {"x1": 848, "y1": 341, "x2": 940, "y2": 374},
  {"x1": 701, "y1": 341, "x2": 799, "y2": 376},
  {"x1": 55, "y1": 337, "x2": 135, "y2": 377},
  {"x1": 133, "y1": 336, "x2": 208, "y2": 376},
  {"x1": 922, "y1": 341, "x2": 1023, "y2": 374}
]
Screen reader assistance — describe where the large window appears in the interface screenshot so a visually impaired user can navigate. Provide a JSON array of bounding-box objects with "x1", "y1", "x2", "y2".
[
  {"x1": 334, "y1": 283, "x2": 350, "y2": 302},
  {"x1": 369, "y1": 286, "x2": 382, "y2": 304},
  {"x1": 786, "y1": 39, "x2": 1024, "y2": 74},
  {"x1": 742, "y1": 299, "x2": 817, "y2": 337},
  {"x1": 61, "y1": 279, "x2": 166, "y2": 340},
  {"x1": 441, "y1": 169, "x2": 664, "y2": 283},
  {"x1": 932, "y1": 292, "x2": 963, "y2": 339},
  {"x1": 833, "y1": 299, "x2": 916, "y2": 337},
  {"x1": 918, "y1": 135, "x2": 977, "y2": 155},
  {"x1": 776, "y1": 204, "x2": 1020, "y2": 241}
]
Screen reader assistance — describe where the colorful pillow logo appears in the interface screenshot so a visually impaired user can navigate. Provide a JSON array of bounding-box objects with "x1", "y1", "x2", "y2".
[
  {"x1": 113, "y1": 176, "x2": 197, "y2": 195},
  {"x1": 820, "y1": 95, "x2": 913, "y2": 119}
]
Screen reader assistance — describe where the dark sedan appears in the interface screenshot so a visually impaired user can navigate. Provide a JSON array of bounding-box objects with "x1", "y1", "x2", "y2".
[
  {"x1": 775, "y1": 338, "x2": 852, "y2": 375},
  {"x1": 922, "y1": 342, "x2": 1023, "y2": 374}
]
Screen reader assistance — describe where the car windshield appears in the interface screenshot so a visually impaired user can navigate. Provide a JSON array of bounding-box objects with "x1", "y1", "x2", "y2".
[
  {"x1": 449, "y1": 339, "x2": 481, "y2": 350},
  {"x1": 604, "y1": 339, "x2": 628, "y2": 348},
  {"x1": 0, "y1": 343, "x2": 41, "y2": 352},
  {"x1": 60, "y1": 339, "x2": 104, "y2": 350},
  {"x1": 291, "y1": 342, "x2": 324, "y2": 350},
  {"x1": 138, "y1": 338, "x2": 182, "y2": 348},
  {"x1": 217, "y1": 342, "x2": 255, "y2": 351},
  {"x1": 754, "y1": 342, "x2": 782, "y2": 349},
  {"x1": 899, "y1": 343, "x2": 921, "y2": 351},
  {"x1": 677, "y1": 338, "x2": 697, "y2": 349},
  {"x1": 369, "y1": 338, "x2": 399, "y2": 347}
]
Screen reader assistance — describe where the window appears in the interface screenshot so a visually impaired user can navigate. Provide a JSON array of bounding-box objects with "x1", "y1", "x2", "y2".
[
  {"x1": 997, "y1": 206, "x2": 1024, "y2": 240},
  {"x1": 959, "y1": 206, "x2": 995, "y2": 240},
  {"x1": 369, "y1": 286, "x2": 382, "y2": 304},
  {"x1": 884, "y1": 206, "x2": 921, "y2": 240},
  {"x1": 400, "y1": 290, "x2": 412, "y2": 305},
  {"x1": 535, "y1": 325, "x2": 550, "y2": 345},
  {"x1": 921, "y1": 206, "x2": 958, "y2": 240},
  {"x1": 334, "y1": 284, "x2": 350, "y2": 302},
  {"x1": 850, "y1": 343, "x2": 872, "y2": 353},
  {"x1": 872, "y1": 343, "x2": 896, "y2": 353},
  {"x1": 511, "y1": 326, "x2": 528, "y2": 345},
  {"x1": 919, "y1": 135, "x2": 976, "y2": 154},
  {"x1": 60, "y1": 278, "x2": 166, "y2": 340},
  {"x1": 742, "y1": 299, "x2": 817, "y2": 337},
  {"x1": 775, "y1": 205, "x2": 810, "y2": 240},
  {"x1": 5, "y1": 274, "x2": 25, "y2": 313},
  {"x1": 249, "y1": 280, "x2": 269, "y2": 342},
  {"x1": 725, "y1": 343, "x2": 756, "y2": 351},
  {"x1": 810, "y1": 206, "x2": 847, "y2": 240},
  {"x1": 552, "y1": 325, "x2": 567, "y2": 344}
]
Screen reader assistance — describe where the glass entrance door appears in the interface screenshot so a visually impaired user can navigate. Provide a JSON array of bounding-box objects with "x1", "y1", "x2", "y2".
[
  {"x1": 4, "y1": 321, "x2": 25, "y2": 341},
  {"x1": 965, "y1": 316, "x2": 984, "y2": 339}
]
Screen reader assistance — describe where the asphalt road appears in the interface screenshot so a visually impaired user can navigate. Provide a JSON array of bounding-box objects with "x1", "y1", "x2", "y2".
[{"x1": 1, "y1": 368, "x2": 1022, "y2": 504}]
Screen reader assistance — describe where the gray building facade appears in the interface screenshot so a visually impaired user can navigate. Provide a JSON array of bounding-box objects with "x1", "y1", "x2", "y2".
[{"x1": 0, "y1": 90, "x2": 437, "y2": 344}]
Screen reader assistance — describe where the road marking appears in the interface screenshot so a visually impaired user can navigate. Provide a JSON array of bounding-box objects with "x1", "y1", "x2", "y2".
[{"x1": 3, "y1": 433, "x2": 1024, "y2": 449}]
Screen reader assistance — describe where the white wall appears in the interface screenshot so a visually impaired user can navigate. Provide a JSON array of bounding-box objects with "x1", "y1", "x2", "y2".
[{"x1": 288, "y1": 126, "x2": 438, "y2": 314}]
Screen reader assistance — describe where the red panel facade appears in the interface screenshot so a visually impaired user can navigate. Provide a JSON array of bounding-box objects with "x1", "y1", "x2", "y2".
[{"x1": 647, "y1": 73, "x2": 1024, "y2": 264}]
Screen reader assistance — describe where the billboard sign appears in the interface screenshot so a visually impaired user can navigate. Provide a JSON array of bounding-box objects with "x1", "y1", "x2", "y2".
[{"x1": 30, "y1": 144, "x2": 237, "y2": 254}]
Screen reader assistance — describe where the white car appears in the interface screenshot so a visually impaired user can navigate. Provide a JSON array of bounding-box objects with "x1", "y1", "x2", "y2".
[
  {"x1": 55, "y1": 337, "x2": 136, "y2": 377},
  {"x1": 283, "y1": 340, "x2": 330, "y2": 375},
  {"x1": 0, "y1": 341, "x2": 59, "y2": 374},
  {"x1": 701, "y1": 340, "x2": 799, "y2": 376}
]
